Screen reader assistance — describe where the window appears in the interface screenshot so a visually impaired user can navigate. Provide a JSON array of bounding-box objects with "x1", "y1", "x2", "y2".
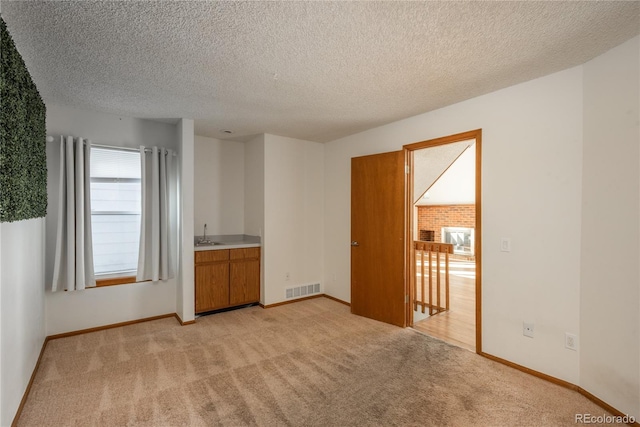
[{"x1": 90, "y1": 147, "x2": 141, "y2": 280}]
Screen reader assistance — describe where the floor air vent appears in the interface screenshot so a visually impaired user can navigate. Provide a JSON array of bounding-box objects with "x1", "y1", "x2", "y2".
[{"x1": 285, "y1": 283, "x2": 320, "y2": 299}]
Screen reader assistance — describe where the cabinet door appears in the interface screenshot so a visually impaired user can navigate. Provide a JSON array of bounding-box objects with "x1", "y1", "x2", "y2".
[
  {"x1": 230, "y1": 258, "x2": 260, "y2": 305},
  {"x1": 195, "y1": 263, "x2": 230, "y2": 313}
]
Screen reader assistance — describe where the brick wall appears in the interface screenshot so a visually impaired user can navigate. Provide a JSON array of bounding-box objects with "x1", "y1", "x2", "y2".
[{"x1": 416, "y1": 204, "x2": 475, "y2": 244}]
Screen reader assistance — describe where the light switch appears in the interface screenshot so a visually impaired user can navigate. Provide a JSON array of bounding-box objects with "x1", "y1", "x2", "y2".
[{"x1": 501, "y1": 238, "x2": 511, "y2": 252}]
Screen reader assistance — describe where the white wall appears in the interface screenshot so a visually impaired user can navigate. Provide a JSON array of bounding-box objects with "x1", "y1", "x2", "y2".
[
  {"x1": 324, "y1": 66, "x2": 584, "y2": 384},
  {"x1": 263, "y1": 134, "x2": 324, "y2": 305},
  {"x1": 194, "y1": 136, "x2": 245, "y2": 236},
  {"x1": 1, "y1": 223, "x2": 3, "y2": 427},
  {"x1": 581, "y1": 36, "x2": 639, "y2": 419},
  {"x1": 244, "y1": 135, "x2": 266, "y2": 301},
  {"x1": 0, "y1": 218, "x2": 46, "y2": 427},
  {"x1": 45, "y1": 104, "x2": 179, "y2": 334},
  {"x1": 177, "y1": 119, "x2": 195, "y2": 324},
  {"x1": 1, "y1": 223, "x2": 2, "y2": 426}
]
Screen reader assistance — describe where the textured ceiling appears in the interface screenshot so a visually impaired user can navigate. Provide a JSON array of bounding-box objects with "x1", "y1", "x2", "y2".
[{"x1": 2, "y1": 1, "x2": 639, "y2": 143}]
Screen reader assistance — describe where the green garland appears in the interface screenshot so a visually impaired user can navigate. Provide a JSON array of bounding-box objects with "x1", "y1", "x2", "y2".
[{"x1": 0, "y1": 16, "x2": 47, "y2": 222}]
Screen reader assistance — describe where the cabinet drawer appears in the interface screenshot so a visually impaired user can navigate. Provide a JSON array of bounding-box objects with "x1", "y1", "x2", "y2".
[
  {"x1": 230, "y1": 247, "x2": 260, "y2": 260},
  {"x1": 195, "y1": 250, "x2": 229, "y2": 264}
]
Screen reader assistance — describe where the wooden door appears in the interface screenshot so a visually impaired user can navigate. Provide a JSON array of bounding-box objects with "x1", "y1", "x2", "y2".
[{"x1": 351, "y1": 151, "x2": 406, "y2": 327}]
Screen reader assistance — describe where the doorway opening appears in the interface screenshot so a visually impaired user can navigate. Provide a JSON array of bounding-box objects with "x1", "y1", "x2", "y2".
[{"x1": 404, "y1": 130, "x2": 482, "y2": 353}]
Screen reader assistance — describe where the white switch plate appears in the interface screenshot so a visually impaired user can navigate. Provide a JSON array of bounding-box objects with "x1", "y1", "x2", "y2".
[
  {"x1": 565, "y1": 333, "x2": 578, "y2": 351},
  {"x1": 501, "y1": 238, "x2": 511, "y2": 252}
]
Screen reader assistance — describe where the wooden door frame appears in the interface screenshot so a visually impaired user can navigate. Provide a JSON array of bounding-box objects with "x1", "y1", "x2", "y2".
[{"x1": 403, "y1": 129, "x2": 482, "y2": 353}]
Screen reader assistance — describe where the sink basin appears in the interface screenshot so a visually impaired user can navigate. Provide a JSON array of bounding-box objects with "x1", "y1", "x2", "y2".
[
  {"x1": 194, "y1": 234, "x2": 261, "y2": 249},
  {"x1": 195, "y1": 241, "x2": 221, "y2": 247}
]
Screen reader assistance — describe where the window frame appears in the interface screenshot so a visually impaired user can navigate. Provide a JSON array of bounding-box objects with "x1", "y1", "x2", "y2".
[{"x1": 96, "y1": 275, "x2": 140, "y2": 287}]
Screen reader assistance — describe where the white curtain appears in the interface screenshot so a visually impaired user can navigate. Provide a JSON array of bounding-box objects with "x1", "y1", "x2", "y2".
[
  {"x1": 137, "y1": 146, "x2": 175, "y2": 282},
  {"x1": 52, "y1": 136, "x2": 95, "y2": 291}
]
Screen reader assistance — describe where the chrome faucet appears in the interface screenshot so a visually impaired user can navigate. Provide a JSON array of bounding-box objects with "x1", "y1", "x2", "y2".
[{"x1": 197, "y1": 223, "x2": 213, "y2": 245}]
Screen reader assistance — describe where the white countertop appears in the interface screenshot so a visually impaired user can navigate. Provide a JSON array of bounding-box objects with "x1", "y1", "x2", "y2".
[
  {"x1": 194, "y1": 242, "x2": 261, "y2": 251},
  {"x1": 193, "y1": 234, "x2": 261, "y2": 251}
]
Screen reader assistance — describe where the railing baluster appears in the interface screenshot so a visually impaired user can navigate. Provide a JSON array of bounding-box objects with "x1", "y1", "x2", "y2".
[
  {"x1": 420, "y1": 247, "x2": 425, "y2": 313},
  {"x1": 436, "y1": 247, "x2": 441, "y2": 313},
  {"x1": 445, "y1": 249, "x2": 450, "y2": 311},
  {"x1": 415, "y1": 245, "x2": 420, "y2": 312},
  {"x1": 413, "y1": 241, "x2": 453, "y2": 317},
  {"x1": 428, "y1": 247, "x2": 433, "y2": 315}
]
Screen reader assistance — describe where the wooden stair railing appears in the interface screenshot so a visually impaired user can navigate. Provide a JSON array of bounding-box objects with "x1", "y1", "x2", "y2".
[{"x1": 414, "y1": 241, "x2": 454, "y2": 316}]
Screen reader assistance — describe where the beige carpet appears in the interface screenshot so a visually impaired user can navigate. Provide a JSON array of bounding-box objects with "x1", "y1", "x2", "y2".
[{"x1": 18, "y1": 298, "x2": 617, "y2": 426}]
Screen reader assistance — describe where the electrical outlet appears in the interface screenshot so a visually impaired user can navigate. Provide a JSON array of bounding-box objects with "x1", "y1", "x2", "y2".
[
  {"x1": 565, "y1": 333, "x2": 578, "y2": 351},
  {"x1": 501, "y1": 238, "x2": 511, "y2": 252},
  {"x1": 523, "y1": 322, "x2": 534, "y2": 338}
]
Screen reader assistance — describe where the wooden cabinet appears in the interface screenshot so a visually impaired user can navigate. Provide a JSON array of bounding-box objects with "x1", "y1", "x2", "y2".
[
  {"x1": 195, "y1": 247, "x2": 260, "y2": 314},
  {"x1": 230, "y1": 248, "x2": 261, "y2": 305}
]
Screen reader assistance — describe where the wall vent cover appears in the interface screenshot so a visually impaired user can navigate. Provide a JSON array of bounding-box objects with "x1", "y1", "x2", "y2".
[{"x1": 285, "y1": 283, "x2": 321, "y2": 299}]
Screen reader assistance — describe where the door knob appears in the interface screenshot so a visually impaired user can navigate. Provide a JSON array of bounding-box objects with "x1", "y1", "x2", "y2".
[{"x1": 351, "y1": 241, "x2": 359, "y2": 246}]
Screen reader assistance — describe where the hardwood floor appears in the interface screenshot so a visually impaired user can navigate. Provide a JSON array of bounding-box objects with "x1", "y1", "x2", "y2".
[{"x1": 412, "y1": 258, "x2": 476, "y2": 351}]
